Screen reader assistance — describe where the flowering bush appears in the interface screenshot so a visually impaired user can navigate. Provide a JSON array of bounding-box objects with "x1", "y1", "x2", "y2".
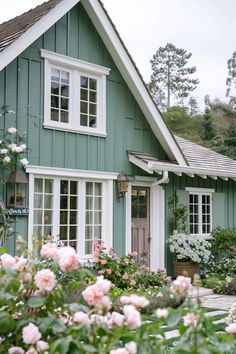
[
  {"x1": 93, "y1": 242, "x2": 171, "y2": 290},
  {"x1": 0, "y1": 127, "x2": 28, "y2": 170},
  {"x1": 168, "y1": 231, "x2": 211, "y2": 263},
  {"x1": 1, "y1": 242, "x2": 236, "y2": 353}
]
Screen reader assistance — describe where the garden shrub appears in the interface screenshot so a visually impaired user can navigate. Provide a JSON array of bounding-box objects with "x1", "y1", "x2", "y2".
[
  {"x1": 226, "y1": 276, "x2": 236, "y2": 295},
  {"x1": 203, "y1": 274, "x2": 228, "y2": 294},
  {"x1": 210, "y1": 227, "x2": 236, "y2": 261}
]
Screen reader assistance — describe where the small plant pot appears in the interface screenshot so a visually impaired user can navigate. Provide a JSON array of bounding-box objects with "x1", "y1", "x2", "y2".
[{"x1": 173, "y1": 260, "x2": 199, "y2": 279}]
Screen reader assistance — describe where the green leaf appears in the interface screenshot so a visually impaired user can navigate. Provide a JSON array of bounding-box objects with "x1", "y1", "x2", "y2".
[
  {"x1": 81, "y1": 344, "x2": 97, "y2": 353},
  {"x1": 50, "y1": 338, "x2": 71, "y2": 354},
  {"x1": 28, "y1": 296, "x2": 46, "y2": 308},
  {"x1": 52, "y1": 318, "x2": 67, "y2": 334},
  {"x1": 167, "y1": 313, "x2": 181, "y2": 327},
  {"x1": 38, "y1": 316, "x2": 55, "y2": 333},
  {"x1": 0, "y1": 311, "x2": 15, "y2": 334}
]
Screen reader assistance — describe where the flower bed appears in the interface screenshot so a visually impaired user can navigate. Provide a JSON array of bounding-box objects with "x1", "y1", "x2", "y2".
[{"x1": 1, "y1": 242, "x2": 236, "y2": 353}]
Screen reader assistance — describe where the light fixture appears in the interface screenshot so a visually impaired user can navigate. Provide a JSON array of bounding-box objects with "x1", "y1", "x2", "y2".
[
  {"x1": 117, "y1": 172, "x2": 129, "y2": 200},
  {"x1": 6, "y1": 171, "x2": 28, "y2": 209}
]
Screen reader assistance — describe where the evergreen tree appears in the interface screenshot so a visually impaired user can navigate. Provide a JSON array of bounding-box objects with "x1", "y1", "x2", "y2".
[
  {"x1": 226, "y1": 51, "x2": 236, "y2": 107},
  {"x1": 149, "y1": 43, "x2": 199, "y2": 110},
  {"x1": 188, "y1": 96, "x2": 199, "y2": 116},
  {"x1": 202, "y1": 108, "x2": 215, "y2": 141}
]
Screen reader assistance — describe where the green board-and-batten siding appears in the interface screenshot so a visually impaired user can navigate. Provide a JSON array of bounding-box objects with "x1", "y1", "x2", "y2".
[{"x1": 0, "y1": 3, "x2": 167, "y2": 254}]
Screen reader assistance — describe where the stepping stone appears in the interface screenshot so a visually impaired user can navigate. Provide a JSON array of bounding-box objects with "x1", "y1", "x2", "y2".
[
  {"x1": 188, "y1": 287, "x2": 213, "y2": 299},
  {"x1": 205, "y1": 310, "x2": 228, "y2": 317},
  {"x1": 164, "y1": 329, "x2": 180, "y2": 340}
]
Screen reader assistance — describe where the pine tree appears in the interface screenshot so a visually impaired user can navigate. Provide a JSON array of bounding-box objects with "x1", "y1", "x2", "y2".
[
  {"x1": 202, "y1": 108, "x2": 215, "y2": 141},
  {"x1": 149, "y1": 43, "x2": 199, "y2": 110},
  {"x1": 188, "y1": 96, "x2": 199, "y2": 116}
]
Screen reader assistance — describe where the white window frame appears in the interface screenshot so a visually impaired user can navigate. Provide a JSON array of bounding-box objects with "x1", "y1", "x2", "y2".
[
  {"x1": 41, "y1": 49, "x2": 110, "y2": 137},
  {"x1": 28, "y1": 167, "x2": 114, "y2": 259},
  {"x1": 186, "y1": 187, "x2": 214, "y2": 237}
]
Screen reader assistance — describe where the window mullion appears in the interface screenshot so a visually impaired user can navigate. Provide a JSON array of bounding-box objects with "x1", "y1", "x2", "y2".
[
  {"x1": 78, "y1": 180, "x2": 85, "y2": 258},
  {"x1": 199, "y1": 193, "x2": 202, "y2": 235},
  {"x1": 53, "y1": 178, "x2": 60, "y2": 239}
]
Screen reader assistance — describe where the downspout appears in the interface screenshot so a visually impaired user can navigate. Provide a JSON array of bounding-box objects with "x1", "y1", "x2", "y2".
[{"x1": 152, "y1": 170, "x2": 169, "y2": 186}]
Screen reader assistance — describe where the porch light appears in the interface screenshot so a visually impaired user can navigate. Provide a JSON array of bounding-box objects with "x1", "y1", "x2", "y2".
[
  {"x1": 117, "y1": 172, "x2": 129, "y2": 200},
  {"x1": 6, "y1": 171, "x2": 28, "y2": 208}
]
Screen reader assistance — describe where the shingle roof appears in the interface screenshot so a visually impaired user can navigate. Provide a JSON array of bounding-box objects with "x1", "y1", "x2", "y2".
[
  {"x1": 175, "y1": 136, "x2": 236, "y2": 172},
  {"x1": 0, "y1": 0, "x2": 60, "y2": 53}
]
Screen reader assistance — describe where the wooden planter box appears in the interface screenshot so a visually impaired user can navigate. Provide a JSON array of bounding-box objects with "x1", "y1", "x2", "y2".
[{"x1": 173, "y1": 260, "x2": 199, "y2": 279}]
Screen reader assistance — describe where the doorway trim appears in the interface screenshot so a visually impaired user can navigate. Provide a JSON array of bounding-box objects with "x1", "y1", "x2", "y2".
[{"x1": 125, "y1": 178, "x2": 165, "y2": 270}]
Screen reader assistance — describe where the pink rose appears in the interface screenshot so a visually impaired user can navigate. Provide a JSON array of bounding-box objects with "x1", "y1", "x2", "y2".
[
  {"x1": 8, "y1": 347, "x2": 25, "y2": 354},
  {"x1": 22, "y1": 323, "x2": 41, "y2": 344},
  {"x1": 123, "y1": 305, "x2": 141, "y2": 329},
  {"x1": 73, "y1": 311, "x2": 91, "y2": 325},
  {"x1": 40, "y1": 243, "x2": 60, "y2": 260},
  {"x1": 100, "y1": 259, "x2": 107, "y2": 265},
  {"x1": 110, "y1": 348, "x2": 128, "y2": 354},
  {"x1": 183, "y1": 312, "x2": 199, "y2": 327},
  {"x1": 120, "y1": 296, "x2": 130, "y2": 305},
  {"x1": 129, "y1": 295, "x2": 149, "y2": 308},
  {"x1": 125, "y1": 341, "x2": 137, "y2": 354},
  {"x1": 34, "y1": 269, "x2": 56, "y2": 292},
  {"x1": 82, "y1": 284, "x2": 104, "y2": 306},
  {"x1": 106, "y1": 268, "x2": 112, "y2": 275},
  {"x1": 36, "y1": 340, "x2": 49, "y2": 351},
  {"x1": 15, "y1": 258, "x2": 27, "y2": 272},
  {"x1": 130, "y1": 279, "x2": 136, "y2": 286},
  {"x1": 25, "y1": 350, "x2": 37, "y2": 354},
  {"x1": 225, "y1": 323, "x2": 236, "y2": 334},
  {"x1": 98, "y1": 270, "x2": 104, "y2": 275},
  {"x1": 122, "y1": 273, "x2": 129, "y2": 280},
  {"x1": 111, "y1": 311, "x2": 125, "y2": 327},
  {"x1": 156, "y1": 308, "x2": 169, "y2": 319},
  {"x1": 59, "y1": 253, "x2": 79, "y2": 272},
  {"x1": 96, "y1": 276, "x2": 111, "y2": 294},
  {"x1": 1, "y1": 253, "x2": 16, "y2": 269}
]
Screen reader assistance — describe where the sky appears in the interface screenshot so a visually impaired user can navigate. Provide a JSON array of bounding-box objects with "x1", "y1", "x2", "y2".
[{"x1": 0, "y1": 0, "x2": 236, "y2": 111}]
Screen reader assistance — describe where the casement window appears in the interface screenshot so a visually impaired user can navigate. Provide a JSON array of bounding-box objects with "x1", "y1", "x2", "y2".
[
  {"x1": 186, "y1": 188, "x2": 213, "y2": 237},
  {"x1": 31, "y1": 174, "x2": 113, "y2": 259},
  {"x1": 41, "y1": 50, "x2": 110, "y2": 136}
]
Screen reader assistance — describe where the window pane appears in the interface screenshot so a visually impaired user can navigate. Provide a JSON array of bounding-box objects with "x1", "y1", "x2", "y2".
[
  {"x1": 94, "y1": 211, "x2": 102, "y2": 224},
  {"x1": 81, "y1": 76, "x2": 88, "y2": 88},
  {"x1": 61, "y1": 181, "x2": 68, "y2": 194},
  {"x1": 51, "y1": 109, "x2": 59, "y2": 121},
  {"x1": 81, "y1": 89, "x2": 88, "y2": 101},
  {"x1": 86, "y1": 211, "x2": 93, "y2": 224},
  {"x1": 44, "y1": 210, "x2": 52, "y2": 224},
  {"x1": 89, "y1": 91, "x2": 97, "y2": 103},
  {"x1": 89, "y1": 78, "x2": 97, "y2": 90},
  {"x1": 70, "y1": 181, "x2": 77, "y2": 195},
  {"x1": 61, "y1": 70, "x2": 69, "y2": 84},
  {"x1": 44, "y1": 195, "x2": 53, "y2": 209},
  {"x1": 60, "y1": 211, "x2": 68, "y2": 224},
  {"x1": 94, "y1": 197, "x2": 102, "y2": 210},
  {"x1": 86, "y1": 196, "x2": 93, "y2": 210},
  {"x1": 85, "y1": 240, "x2": 92, "y2": 255},
  {"x1": 61, "y1": 84, "x2": 69, "y2": 97},
  {"x1": 85, "y1": 226, "x2": 93, "y2": 238},
  {"x1": 70, "y1": 211, "x2": 77, "y2": 225},
  {"x1": 51, "y1": 95, "x2": 59, "y2": 108},
  {"x1": 61, "y1": 111, "x2": 69, "y2": 123},
  {"x1": 89, "y1": 116, "x2": 96, "y2": 128},
  {"x1": 80, "y1": 114, "x2": 88, "y2": 126},
  {"x1": 81, "y1": 102, "x2": 88, "y2": 114},
  {"x1": 70, "y1": 196, "x2": 77, "y2": 210},
  {"x1": 51, "y1": 81, "x2": 59, "y2": 95},
  {"x1": 94, "y1": 226, "x2": 102, "y2": 239},
  {"x1": 35, "y1": 178, "x2": 43, "y2": 193},
  {"x1": 70, "y1": 226, "x2": 77, "y2": 239},
  {"x1": 60, "y1": 196, "x2": 68, "y2": 209},
  {"x1": 51, "y1": 68, "x2": 60, "y2": 81},
  {"x1": 34, "y1": 210, "x2": 42, "y2": 225},
  {"x1": 45, "y1": 179, "x2": 53, "y2": 194},
  {"x1": 89, "y1": 103, "x2": 96, "y2": 115},
  {"x1": 86, "y1": 182, "x2": 93, "y2": 195},
  {"x1": 34, "y1": 194, "x2": 43, "y2": 208},
  {"x1": 61, "y1": 98, "x2": 69, "y2": 110},
  {"x1": 95, "y1": 183, "x2": 102, "y2": 196},
  {"x1": 60, "y1": 226, "x2": 67, "y2": 240}
]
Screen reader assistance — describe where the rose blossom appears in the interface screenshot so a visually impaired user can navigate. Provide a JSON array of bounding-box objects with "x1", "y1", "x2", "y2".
[
  {"x1": 98, "y1": 270, "x2": 104, "y2": 275},
  {"x1": 225, "y1": 323, "x2": 236, "y2": 334},
  {"x1": 1, "y1": 253, "x2": 16, "y2": 269},
  {"x1": 82, "y1": 283, "x2": 104, "y2": 306},
  {"x1": 106, "y1": 268, "x2": 112, "y2": 275},
  {"x1": 40, "y1": 243, "x2": 60, "y2": 260},
  {"x1": 0, "y1": 148, "x2": 8, "y2": 154},
  {"x1": 156, "y1": 308, "x2": 169, "y2": 319},
  {"x1": 130, "y1": 279, "x2": 136, "y2": 286},
  {"x1": 20, "y1": 144, "x2": 27, "y2": 151},
  {"x1": 15, "y1": 257, "x2": 27, "y2": 272},
  {"x1": 128, "y1": 295, "x2": 149, "y2": 308},
  {"x1": 22, "y1": 323, "x2": 41, "y2": 344},
  {"x1": 34, "y1": 269, "x2": 56, "y2": 292},
  {"x1": 8, "y1": 347, "x2": 25, "y2": 354},
  {"x1": 8, "y1": 127, "x2": 17, "y2": 134},
  {"x1": 21, "y1": 272, "x2": 32, "y2": 283},
  {"x1": 120, "y1": 296, "x2": 130, "y2": 305},
  {"x1": 125, "y1": 341, "x2": 137, "y2": 354},
  {"x1": 171, "y1": 276, "x2": 191, "y2": 296},
  {"x1": 100, "y1": 259, "x2": 107, "y2": 265},
  {"x1": 111, "y1": 311, "x2": 125, "y2": 327},
  {"x1": 3, "y1": 156, "x2": 11, "y2": 163},
  {"x1": 59, "y1": 253, "x2": 79, "y2": 272},
  {"x1": 183, "y1": 312, "x2": 199, "y2": 327},
  {"x1": 25, "y1": 350, "x2": 37, "y2": 354},
  {"x1": 96, "y1": 276, "x2": 111, "y2": 293},
  {"x1": 110, "y1": 350, "x2": 128, "y2": 354},
  {"x1": 123, "y1": 305, "x2": 141, "y2": 329},
  {"x1": 74, "y1": 311, "x2": 91, "y2": 325},
  {"x1": 36, "y1": 340, "x2": 49, "y2": 351},
  {"x1": 13, "y1": 146, "x2": 23, "y2": 153},
  {"x1": 20, "y1": 158, "x2": 29, "y2": 166},
  {"x1": 122, "y1": 273, "x2": 129, "y2": 280}
]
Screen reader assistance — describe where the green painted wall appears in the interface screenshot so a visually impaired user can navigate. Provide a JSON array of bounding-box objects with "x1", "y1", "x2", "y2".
[
  {"x1": 0, "y1": 3, "x2": 167, "y2": 254},
  {"x1": 164, "y1": 173, "x2": 236, "y2": 274}
]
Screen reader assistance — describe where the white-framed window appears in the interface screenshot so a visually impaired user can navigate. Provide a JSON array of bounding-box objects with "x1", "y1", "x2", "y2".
[
  {"x1": 186, "y1": 188, "x2": 213, "y2": 237},
  {"x1": 41, "y1": 49, "x2": 110, "y2": 137},
  {"x1": 29, "y1": 170, "x2": 113, "y2": 259}
]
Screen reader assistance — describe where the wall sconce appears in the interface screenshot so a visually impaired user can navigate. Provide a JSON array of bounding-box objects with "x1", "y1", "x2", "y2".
[
  {"x1": 117, "y1": 172, "x2": 129, "y2": 200},
  {"x1": 6, "y1": 171, "x2": 28, "y2": 208}
]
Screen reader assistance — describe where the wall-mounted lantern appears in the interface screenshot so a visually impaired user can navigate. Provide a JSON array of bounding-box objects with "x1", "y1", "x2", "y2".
[
  {"x1": 117, "y1": 172, "x2": 129, "y2": 200},
  {"x1": 6, "y1": 171, "x2": 28, "y2": 209}
]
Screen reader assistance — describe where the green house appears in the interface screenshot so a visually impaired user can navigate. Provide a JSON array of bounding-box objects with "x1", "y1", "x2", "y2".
[{"x1": 0, "y1": 0, "x2": 236, "y2": 274}]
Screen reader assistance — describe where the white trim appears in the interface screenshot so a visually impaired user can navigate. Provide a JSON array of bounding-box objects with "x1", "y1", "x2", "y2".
[
  {"x1": 125, "y1": 180, "x2": 165, "y2": 270},
  {"x1": 129, "y1": 154, "x2": 153, "y2": 174},
  {"x1": 0, "y1": 0, "x2": 186, "y2": 165},
  {"x1": 26, "y1": 165, "x2": 118, "y2": 180},
  {"x1": 28, "y1": 173, "x2": 34, "y2": 252},
  {"x1": 186, "y1": 187, "x2": 215, "y2": 193},
  {"x1": 43, "y1": 52, "x2": 108, "y2": 136},
  {"x1": 41, "y1": 49, "x2": 110, "y2": 75},
  {"x1": 0, "y1": 0, "x2": 80, "y2": 72}
]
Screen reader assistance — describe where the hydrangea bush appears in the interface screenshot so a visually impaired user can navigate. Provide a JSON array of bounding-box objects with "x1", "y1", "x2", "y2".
[
  {"x1": 168, "y1": 231, "x2": 211, "y2": 263},
  {"x1": 0, "y1": 243, "x2": 236, "y2": 353}
]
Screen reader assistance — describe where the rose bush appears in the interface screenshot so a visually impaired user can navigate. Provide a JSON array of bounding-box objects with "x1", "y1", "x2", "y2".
[{"x1": 0, "y1": 242, "x2": 236, "y2": 353}]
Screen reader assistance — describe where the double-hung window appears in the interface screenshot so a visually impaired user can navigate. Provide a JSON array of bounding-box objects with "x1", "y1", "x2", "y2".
[
  {"x1": 186, "y1": 188, "x2": 213, "y2": 237},
  {"x1": 31, "y1": 173, "x2": 113, "y2": 259},
  {"x1": 41, "y1": 50, "x2": 110, "y2": 136}
]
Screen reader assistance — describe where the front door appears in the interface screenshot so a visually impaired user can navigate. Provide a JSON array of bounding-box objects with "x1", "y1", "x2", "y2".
[{"x1": 131, "y1": 186, "x2": 150, "y2": 266}]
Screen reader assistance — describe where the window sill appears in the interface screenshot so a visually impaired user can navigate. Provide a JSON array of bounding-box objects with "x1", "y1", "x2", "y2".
[{"x1": 43, "y1": 123, "x2": 107, "y2": 138}]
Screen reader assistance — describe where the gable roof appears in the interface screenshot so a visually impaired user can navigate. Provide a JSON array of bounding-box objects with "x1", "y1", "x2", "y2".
[
  {"x1": 0, "y1": 0, "x2": 187, "y2": 167},
  {"x1": 128, "y1": 136, "x2": 236, "y2": 180}
]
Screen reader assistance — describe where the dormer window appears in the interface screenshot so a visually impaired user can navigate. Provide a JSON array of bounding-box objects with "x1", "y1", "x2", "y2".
[{"x1": 41, "y1": 50, "x2": 110, "y2": 137}]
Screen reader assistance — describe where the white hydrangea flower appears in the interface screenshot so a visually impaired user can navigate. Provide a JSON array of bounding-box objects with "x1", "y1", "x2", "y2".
[
  {"x1": 8, "y1": 127, "x2": 17, "y2": 134},
  {"x1": 20, "y1": 158, "x2": 29, "y2": 166},
  {"x1": 4, "y1": 156, "x2": 11, "y2": 163}
]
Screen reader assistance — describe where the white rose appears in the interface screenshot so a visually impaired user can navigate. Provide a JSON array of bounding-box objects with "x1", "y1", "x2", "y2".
[
  {"x1": 0, "y1": 149, "x2": 8, "y2": 154},
  {"x1": 20, "y1": 158, "x2": 29, "y2": 166},
  {"x1": 4, "y1": 156, "x2": 11, "y2": 163},
  {"x1": 13, "y1": 146, "x2": 23, "y2": 153},
  {"x1": 8, "y1": 127, "x2": 17, "y2": 134},
  {"x1": 20, "y1": 144, "x2": 26, "y2": 151}
]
